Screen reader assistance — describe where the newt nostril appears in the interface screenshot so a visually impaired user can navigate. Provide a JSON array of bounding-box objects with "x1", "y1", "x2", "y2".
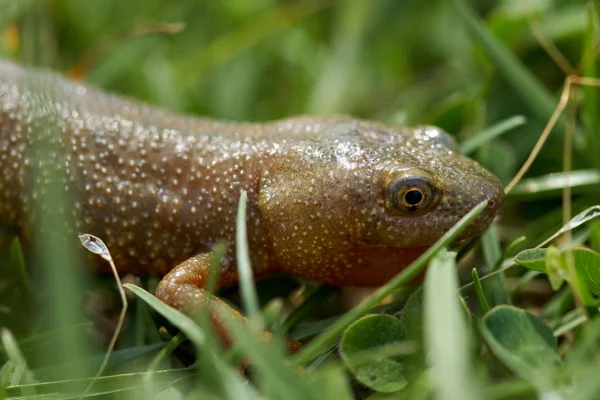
[{"x1": 483, "y1": 177, "x2": 505, "y2": 215}]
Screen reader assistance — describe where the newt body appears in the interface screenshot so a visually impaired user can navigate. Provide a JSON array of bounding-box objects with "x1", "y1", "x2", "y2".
[{"x1": 0, "y1": 60, "x2": 503, "y2": 315}]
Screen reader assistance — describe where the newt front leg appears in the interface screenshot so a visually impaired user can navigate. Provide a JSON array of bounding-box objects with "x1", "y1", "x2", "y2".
[
  {"x1": 154, "y1": 252, "x2": 300, "y2": 351},
  {"x1": 154, "y1": 253, "x2": 246, "y2": 346}
]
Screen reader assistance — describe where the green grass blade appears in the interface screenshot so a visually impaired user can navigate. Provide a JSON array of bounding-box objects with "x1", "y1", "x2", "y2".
[
  {"x1": 425, "y1": 249, "x2": 481, "y2": 400},
  {"x1": 207, "y1": 241, "x2": 228, "y2": 294},
  {"x1": 581, "y1": 2, "x2": 600, "y2": 168},
  {"x1": 236, "y1": 191, "x2": 261, "y2": 323},
  {"x1": 9, "y1": 238, "x2": 31, "y2": 295},
  {"x1": 461, "y1": 115, "x2": 526, "y2": 154},
  {"x1": 146, "y1": 333, "x2": 185, "y2": 373},
  {"x1": 471, "y1": 268, "x2": 490, "y2": 314},
  {"x1": 509, "y1": 170, "x2": 600, "y2": 198},
  {"x1": 123, "y1": 284, "x2": 205, "y2": 349},
  {"x1": 0, "y1": 329, "x2": 31, "y2": 389},
  {"x1": 124, "y1": 284, "x2": 261, "y2": 399},
  {"x1": 5, "y1": 369, "x2": 194, "y2": 399},
  {"x1": 32, "y1": 343, "x2": 164, "y2": 380},
  {"x1": 481, "y1": 224, "x2": 510, "y2": 305}
]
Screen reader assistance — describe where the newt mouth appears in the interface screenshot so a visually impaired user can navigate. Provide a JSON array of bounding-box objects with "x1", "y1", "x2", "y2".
[
  {"x1": 331, "y1": 245, "x2": 431, "y2": 287},
  {"x1": 455, "y1": 196, "x2": 503, "y2": 243}
]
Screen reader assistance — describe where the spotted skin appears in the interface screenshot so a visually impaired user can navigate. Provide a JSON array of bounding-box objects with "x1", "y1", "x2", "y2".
[{"x1": 0, "y1": 60, "x2": 504, "y2": 325}]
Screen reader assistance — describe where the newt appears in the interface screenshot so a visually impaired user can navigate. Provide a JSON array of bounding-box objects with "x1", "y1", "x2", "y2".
[{"x1": 0, "y1": 60, "x2": 504, "y2": 335}]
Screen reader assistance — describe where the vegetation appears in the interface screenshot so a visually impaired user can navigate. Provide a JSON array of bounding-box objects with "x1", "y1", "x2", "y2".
[{"x1": 2, "y1": 0, "x2": 600, "y2": 398}]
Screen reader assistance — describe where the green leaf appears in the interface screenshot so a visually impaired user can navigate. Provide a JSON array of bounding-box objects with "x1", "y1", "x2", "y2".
[
  {"x1": 514, "y1": 248, "x2": 547, "y2": 272},
  {"x1": 514, "y1": 247, "x2": 600, "y2": 294},
  {"x1": 424, "y1": 249, "x2": 481, "y2": 400},
  {"x1": 545, "y1": 246, "x2": 565, "y2": 291},
  {"x1": 400, "y1": 288, "x2": 425, "y2": 351},
  {"x1": 340, "y1": 314, "x2": 408, "y2": 393},
  {"x1": 395, "y1": 288, "x2": 428, "y2": 382},
  {"x1": 480, "y1": 305, "x2": 562, "y2": 391},
  {"x1": 591, "y1": 221, "x2": 600, "y2": 252}
]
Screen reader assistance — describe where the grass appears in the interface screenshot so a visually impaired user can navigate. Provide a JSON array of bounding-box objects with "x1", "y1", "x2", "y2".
[{"x1": 2, "y1": 0, "x2": 600, "y2": 399}]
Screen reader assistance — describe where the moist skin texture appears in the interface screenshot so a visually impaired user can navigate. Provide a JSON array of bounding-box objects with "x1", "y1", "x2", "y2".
[{"x1": 0, "y1": 60, "x2": 504, "y2": 320}]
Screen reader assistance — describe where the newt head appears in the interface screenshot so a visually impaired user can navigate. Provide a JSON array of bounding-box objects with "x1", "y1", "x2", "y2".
[
  {"x1": 259, "y1": 119, "x2": 504, "y2": 287},
  {"x1": 358, "y1": 124, "x2": 504, "y2": 247}
]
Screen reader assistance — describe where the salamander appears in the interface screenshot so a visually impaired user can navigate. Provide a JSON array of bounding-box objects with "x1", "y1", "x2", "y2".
[{"x1": 0, "y1": 60, "x2": 504, "y2": 330}]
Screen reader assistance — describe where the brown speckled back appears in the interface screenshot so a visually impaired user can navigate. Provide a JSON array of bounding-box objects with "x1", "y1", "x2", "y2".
[{"x1": 0, "y1": 60, "x2": 503, "y2": 285}]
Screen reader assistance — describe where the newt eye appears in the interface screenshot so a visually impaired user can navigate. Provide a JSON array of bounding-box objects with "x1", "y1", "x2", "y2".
[{"x1": 385, "y1": 172, "x2": 439, "y2": 214}]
